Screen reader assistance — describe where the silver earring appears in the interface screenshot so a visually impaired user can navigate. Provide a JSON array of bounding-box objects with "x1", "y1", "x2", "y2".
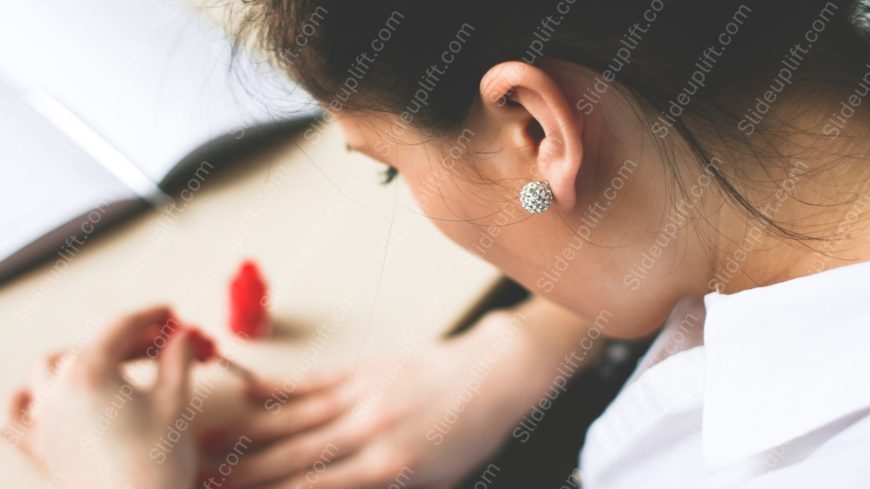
[{"x1": 519, "y1": 180, "x2": 553, "y2": 214}]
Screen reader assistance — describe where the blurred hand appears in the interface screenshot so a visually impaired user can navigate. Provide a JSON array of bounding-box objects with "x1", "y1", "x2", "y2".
[
  {"x1": 3, "y1": 306, "x2": 201, "y2": 489},
  {"x1": 204, "y1": 311, "x2": 542, "y2": 489}
]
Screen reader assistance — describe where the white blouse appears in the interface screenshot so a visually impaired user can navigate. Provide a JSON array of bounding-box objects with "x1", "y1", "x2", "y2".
[{"x1": 580, "y1": 260, "x2": 870, "y2": 488}]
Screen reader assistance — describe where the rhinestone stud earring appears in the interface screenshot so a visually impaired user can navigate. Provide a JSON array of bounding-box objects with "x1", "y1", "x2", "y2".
[{"x1": 519, "y1": 180, "x2": 553, "y2": 214}]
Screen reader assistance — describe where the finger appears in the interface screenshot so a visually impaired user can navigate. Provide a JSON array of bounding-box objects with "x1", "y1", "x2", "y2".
[
  {"x1": 88, "y1": 306, "x2": 176, "y2": 370},
  {"x1": 124, "y1": 313, "x2": 185, "y2": 362},
  {"x1": 154, "y1": 329, "x2": 197, "y2": 408},
  {"x1": 36, "y1": 350, "x2": 77, "y2": 385},
  {"x1": 220, "y1": 414, "x2": 370, "y2": 488},
  {"x1": 32, "y1": 351, "x2": 62, "y2": 386},
  {"x1": 30, "y1": 352, "x2": 67, "y2": 406},
  {"x1": 2, "y1": 424, "x2": 36, "y2": 460},
  {"x1": 245, "y1": 370, "x2": 351, "y2": 403},
  {"x1": 6, "y1": 389, "x2": 32, "y2": 425},
  {"x1": 44, "y1": 351, "x2": 68, "y2": 376},
  {"x1": 3, "y1": 389, "x2": 34, "y2": 456},
  {"x1": 211, "y1": 383, "x2": 354, "y2": 452},
  {"x1": 263, "y1": 451, "x2": 407, "y2": 489}
]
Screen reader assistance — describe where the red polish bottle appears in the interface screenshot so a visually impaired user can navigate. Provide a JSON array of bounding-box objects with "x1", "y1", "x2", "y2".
[{"x1": 229, "y1": 260, "x2": 270, "y2": 339}]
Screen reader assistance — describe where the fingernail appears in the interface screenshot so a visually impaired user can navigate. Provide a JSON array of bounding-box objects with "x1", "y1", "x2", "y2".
[
  {"x1": 165, "y1": 311, "x2": 184, "y2": 336},
  {"x1": 187, "y1": 328, "x2": 217, "y2": 362},
  {"x1": 243, "y1": 377, "x2": 272, "y2": 402},
  {"x1": 199, "y1": 429, "x2": 230, "y2": 453},
  {"x1": 196, "y1": 470, "x2": 226, "y2": 488}
]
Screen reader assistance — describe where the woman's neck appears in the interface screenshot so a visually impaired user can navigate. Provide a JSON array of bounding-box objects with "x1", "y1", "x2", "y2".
[{"x1": 706, "y1": 109, "x2": 870, "y2": 293}]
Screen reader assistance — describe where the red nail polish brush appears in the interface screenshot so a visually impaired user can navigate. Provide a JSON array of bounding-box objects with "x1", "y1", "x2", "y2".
[{"x1": 186, "y1": 328, "x2": 257, "y2": 382}]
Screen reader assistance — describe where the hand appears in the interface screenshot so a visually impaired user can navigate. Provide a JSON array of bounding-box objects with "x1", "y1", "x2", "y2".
[
  {"x1": 3, "y1": 306, "x2": 202, "y2": 489},
  {"x1": 203, "y1": 311, "x2": 550, "y2": 489}
]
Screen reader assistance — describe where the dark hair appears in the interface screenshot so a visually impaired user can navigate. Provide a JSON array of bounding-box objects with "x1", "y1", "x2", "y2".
[{"x1": 237, "y1": 0, "x2": 870, "y2": 239}]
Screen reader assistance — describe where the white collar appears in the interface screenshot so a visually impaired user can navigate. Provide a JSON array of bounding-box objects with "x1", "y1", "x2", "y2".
[{"x1": 701, "y1": 260, "x2": 870, "y2": 470}]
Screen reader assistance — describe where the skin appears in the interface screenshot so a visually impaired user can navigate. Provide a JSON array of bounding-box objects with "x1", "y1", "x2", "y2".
[
  {"x1": 341, "y1": 59, "x2": 870, "y2": 338},
  {"x1": 3, "y1": 307, "x2": 200, "y2": 488},
  {"x1": 199, "y1": 298, "x2": 594, "y2": 489},
  {"x1": 6, "y1": 58, "x2": 870, "y2": 488}
]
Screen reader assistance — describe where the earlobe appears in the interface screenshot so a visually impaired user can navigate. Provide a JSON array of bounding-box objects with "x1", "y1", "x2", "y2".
[{"x1": 479, "y1": 61, "x2": 584, "y2": 212}]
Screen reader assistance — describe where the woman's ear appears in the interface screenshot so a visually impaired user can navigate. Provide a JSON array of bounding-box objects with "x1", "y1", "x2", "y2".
[{"x1": 479, "y1": 61, "x2": 584, "y2": 211}]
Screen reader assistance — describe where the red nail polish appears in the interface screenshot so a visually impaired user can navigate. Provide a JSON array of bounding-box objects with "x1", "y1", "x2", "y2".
[
  {"x1": 229, "y1": 260, "x2": 270, "y2": 339},
  {"x1": 196, "y1": 470, "x2": 225, "y2": 488},
  {"x1": 187, "y1": 328, "x2": 217, "y2": 362},
  {"x1": 199, "y1": 429, "x2": 230, "y2": 453},
  {"x1": 165, "y1": 311, "x2": 184, "y2": 336}
]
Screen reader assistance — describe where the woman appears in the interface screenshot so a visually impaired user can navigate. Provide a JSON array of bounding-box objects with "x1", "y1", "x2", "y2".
[{"x1": 6, "y1": 0, "x2": 870, "y2": 486}]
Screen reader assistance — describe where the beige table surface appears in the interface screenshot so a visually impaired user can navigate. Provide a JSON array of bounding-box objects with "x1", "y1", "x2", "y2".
[{"x1": 0, "y1": 121, "x2": 499, "y2": 484}]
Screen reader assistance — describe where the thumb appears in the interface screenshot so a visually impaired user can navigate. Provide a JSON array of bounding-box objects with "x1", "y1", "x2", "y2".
[{"x1": 154, "y1": 329, "x2": 198, "y2": 408}]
